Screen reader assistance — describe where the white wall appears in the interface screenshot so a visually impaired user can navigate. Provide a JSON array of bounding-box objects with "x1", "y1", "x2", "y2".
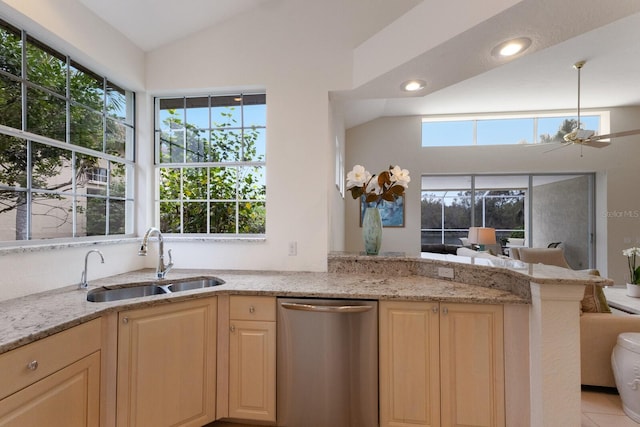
[
  {"x1": 0, "y1": 241, "x2": 146, "y2": 301},
  {"x1": 345, "y1": 108, "x2": 640, "y2": 284},
  {"x1": 0, "y1": 0, "x2": 356, "y2": 300},
  {"x1": 0, "y1": 0, "x2": 145, "y2": 91}
]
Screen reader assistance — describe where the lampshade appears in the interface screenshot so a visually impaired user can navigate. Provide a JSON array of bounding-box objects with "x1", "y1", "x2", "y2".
[{"x1": 468, "y1": 227, "x2": 497, "y2": 245}]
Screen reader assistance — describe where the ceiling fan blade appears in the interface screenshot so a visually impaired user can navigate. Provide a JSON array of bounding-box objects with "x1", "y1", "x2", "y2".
[
  {"x1": 543, "y1": 142, "x2": 571, "y2": 153},
  {"x1": 581, "y1": 139, "x2": 611, "y2": 148},
  {"x1": 587, "y1": 129, "x2": 640, "y2": 141}
]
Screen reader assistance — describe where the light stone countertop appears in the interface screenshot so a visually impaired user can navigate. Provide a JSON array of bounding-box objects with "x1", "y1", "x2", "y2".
[
  {"x1": 604, "y1": 286, "x2": 640, "y2": 314},
  {"x1": 0, "y1": 251, "x2": 611, "y2": 355}
]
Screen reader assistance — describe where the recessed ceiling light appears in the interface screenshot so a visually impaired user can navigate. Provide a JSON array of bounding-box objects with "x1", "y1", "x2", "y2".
[
  {"x1": 401, "y1": 79, "x2": 426, "y2": 92},
  {"x1": 491, "y1": 37, "x2": 532, "y2": 58}
]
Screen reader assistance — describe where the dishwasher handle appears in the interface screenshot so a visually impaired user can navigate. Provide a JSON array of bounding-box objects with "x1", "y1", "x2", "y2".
[{"x1": 280, "y1": 301, "x2": 373, "y2": 314}]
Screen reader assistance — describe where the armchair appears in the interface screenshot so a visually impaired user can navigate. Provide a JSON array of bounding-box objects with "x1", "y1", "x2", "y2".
[{"x1": 509, "y1": 247, "x2": 570, "y2": 268}]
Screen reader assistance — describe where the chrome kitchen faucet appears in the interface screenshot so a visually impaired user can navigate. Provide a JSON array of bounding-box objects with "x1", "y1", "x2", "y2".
[
  {"x1": 139, "y1": 227, "x2": 173, "y2": 279},
  {"x1": 79, "y1": 249, "x2": 104, "y2": 289}
]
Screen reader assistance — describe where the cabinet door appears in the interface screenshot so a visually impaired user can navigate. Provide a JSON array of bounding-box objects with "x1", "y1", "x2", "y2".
[
  {"x1": 117, "y1": 298, "x2": 217, "y2": 427},
  {"x1": 0, "y1": 351, "x2": 100, "y2": 427},
  {"x1": 228, "y1": 320, "x2": 276, "y2": 422},
  {"x1": 379, "y1": 301, "x2": 440, "y2": 427},
  {"x1": 440, "y1": 303, "x2": 504, "y2": 427}
]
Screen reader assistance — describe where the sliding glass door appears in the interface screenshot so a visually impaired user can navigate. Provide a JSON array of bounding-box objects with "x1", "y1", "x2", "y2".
[{"x1": 421, "y1": 173, "x2": 595, "y2": 268}]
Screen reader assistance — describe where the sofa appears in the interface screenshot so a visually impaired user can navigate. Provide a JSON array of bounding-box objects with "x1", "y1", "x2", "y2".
[
  {"x1": 510, "y1": 246, "x2": 640, "y2": 387},
  {"x1": 421, "y1": 244, "x2": 462, "y2": 255}
]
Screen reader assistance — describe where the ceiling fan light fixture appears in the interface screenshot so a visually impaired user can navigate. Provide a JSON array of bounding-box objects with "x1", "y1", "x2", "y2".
[
  {"x1": 401, "y1": 79, "x2": 426, "y2": 92},
  {"x1": 492, "y1": 37, "x2": 532, "y2": 58}
]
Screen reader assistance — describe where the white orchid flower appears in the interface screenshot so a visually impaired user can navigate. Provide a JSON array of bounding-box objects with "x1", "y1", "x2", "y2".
[
  {"x1": 389, "y1": 165, "x2": 411, "y2": 189},
  {"x1": 346, "y1": 165, "x2": 371, "y2": 190},
  {"x1": 623, "y1": 247, "x2": 640, "y2": 257}
]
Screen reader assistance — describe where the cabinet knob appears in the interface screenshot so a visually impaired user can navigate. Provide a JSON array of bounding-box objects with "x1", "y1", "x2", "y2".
[
  {"x1": 122, "y1": 317, "x2": 129, "y2": 324},
  {"x1": 442, "y1": 307, "x2": 449, "y2": 315},
  {"x1": 230, "y1": 325, "x2": 235, "y2": 332},
  {"x1": 249, "y1": 306, "x2": 255, "y2": 314},
  {"x1": 432, "y1": 306, "x2": 439, "y2": 313},
  {"x1": 27, "y1": 360, "x2": 38, "y2": 371}
]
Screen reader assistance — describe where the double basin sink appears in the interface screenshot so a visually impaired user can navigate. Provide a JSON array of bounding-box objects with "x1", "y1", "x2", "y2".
[{"x1": 86, "y1": 277, "x2": 225, "y2": 302}]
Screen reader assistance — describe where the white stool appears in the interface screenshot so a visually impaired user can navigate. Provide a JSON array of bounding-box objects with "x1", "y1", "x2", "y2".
[{"x1": 612, "y1": 332, "x2": 640, "y2": 423}]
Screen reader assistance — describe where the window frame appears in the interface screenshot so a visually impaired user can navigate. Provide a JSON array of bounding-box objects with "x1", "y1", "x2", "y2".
[
  {"x1": 421, "y1": 111, "x2": 609, "y2": 147},
  {"x1": 0, "y1": 19, "x2": 136, "y2": 244},
  {"x1": 153, "y1": 93, "x2": 267, "y2": 236}
]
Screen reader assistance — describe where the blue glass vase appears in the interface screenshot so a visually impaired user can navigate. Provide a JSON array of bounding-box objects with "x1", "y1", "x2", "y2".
[{"x1": 362, "y1": 205, "x2": 382, "y2": 255}]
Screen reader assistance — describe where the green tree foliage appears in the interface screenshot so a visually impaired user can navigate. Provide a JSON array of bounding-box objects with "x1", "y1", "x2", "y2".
[
  {"x1": 159, "y1": 108, "x2": 266, "y2": 234},
  {"x1": 421, "y1": 192, "x2": 472, "y2": 230},
  {"x1": 539, "y1": 119, "x2": 577, "y2": 144},
  {"x1": 421, "y1": 190, "x2": 524, "y2": 244}
]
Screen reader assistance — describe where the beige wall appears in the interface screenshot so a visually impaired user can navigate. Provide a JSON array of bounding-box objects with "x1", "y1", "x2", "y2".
[{"x1": 345, "y1": 107, "x2": 640, "y2": 284}]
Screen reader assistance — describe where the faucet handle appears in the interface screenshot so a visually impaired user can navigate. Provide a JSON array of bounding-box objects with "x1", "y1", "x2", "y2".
[{"x1": 157, "y1": 249, "x2": 174, "y2": 279}]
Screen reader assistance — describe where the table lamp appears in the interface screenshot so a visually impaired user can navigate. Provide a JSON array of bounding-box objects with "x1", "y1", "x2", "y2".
[{"x1": 468, "y1": 227, "x2": 497, "y2": 251}]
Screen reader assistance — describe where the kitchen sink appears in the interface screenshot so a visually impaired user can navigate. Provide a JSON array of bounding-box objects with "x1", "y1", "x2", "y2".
[
  {"x1": 86, "y1": 276, "x2": 225, "y2": 302},
  {"x1": 87, "y1": 284, "x2": 166, "y2": 302},
  {"x1": 165, "y1": 277, "x2": 225, "y2": 292}
]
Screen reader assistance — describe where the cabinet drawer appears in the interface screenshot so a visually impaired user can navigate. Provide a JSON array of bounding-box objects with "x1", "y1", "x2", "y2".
[
  {"x1": 0, "y1": 318, "x2": 102, "y2": 400},
  {"x1": 230, "y1": 296, "x2": 276, "y2": 321}
]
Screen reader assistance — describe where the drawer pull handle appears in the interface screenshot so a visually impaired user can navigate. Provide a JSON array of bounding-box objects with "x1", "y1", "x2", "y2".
[
  {"x1": 249, "y1": 306, "x2": 255, "y2": 313},
  {"x1": 27, "y1": 360, "x2": 38, "y2": 371}
]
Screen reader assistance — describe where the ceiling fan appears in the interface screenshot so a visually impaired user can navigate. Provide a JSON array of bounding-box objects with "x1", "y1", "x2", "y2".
[{"x1": 561, "y1": 60, "x2": 640, "y2": 148}]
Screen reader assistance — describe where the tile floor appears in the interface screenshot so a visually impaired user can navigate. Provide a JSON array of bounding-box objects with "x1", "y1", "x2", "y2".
[
  {"x1": 208, "y1": 388, "x2": 639, "y2": 427},
  {"x1": 582, "y1": 386, "x2": 638, "y2": 427}
]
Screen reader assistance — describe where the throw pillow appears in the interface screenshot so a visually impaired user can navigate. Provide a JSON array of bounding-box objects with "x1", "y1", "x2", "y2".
[{"x1": 581, "y1": 283, "x2": 611, "y2": 314}]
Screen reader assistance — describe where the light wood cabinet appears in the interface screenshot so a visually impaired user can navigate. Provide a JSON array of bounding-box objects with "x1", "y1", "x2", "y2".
[
  {"x1": 116, "y1": 297, "x2": 217, "y2": 427},
  {"x1": 227, "y1": 296, "x2": 276, "y2": 422},
  {"x1": 0, "y1": 319, "x2": 102, "y2": 427},
  {"x1": 379, "y1": 301, "x2": 504, "y2": 427}
]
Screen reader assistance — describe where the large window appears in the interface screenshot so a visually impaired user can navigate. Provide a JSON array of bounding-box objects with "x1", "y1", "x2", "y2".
[
  {"x1": 422, "y1": 113, "x2": 601, "y2": 146},
  {"x1": 154, "y1": 94, "x2": 266, "y2": 235},
  {"x1": 0, "y1": 20, "x2": 135, "y2": 242}
]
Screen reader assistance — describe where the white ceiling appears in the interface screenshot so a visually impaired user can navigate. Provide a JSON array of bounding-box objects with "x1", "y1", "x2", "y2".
[
  {"x1": 77, "y1": 0, "x2": 640, "y2": 129},
  {"x1": 78, "y1": 0, "x2": 272, "y2": 52}
]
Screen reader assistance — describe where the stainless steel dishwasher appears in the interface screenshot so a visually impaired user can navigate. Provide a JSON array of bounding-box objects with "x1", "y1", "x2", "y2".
[{"x1": 277, "y1": 298, "x2": 378, "y2": 427}]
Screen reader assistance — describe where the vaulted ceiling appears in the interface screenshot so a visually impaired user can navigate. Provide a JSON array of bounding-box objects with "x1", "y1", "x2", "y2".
[{"x1": 77, "y1": 0, "x2": 640, "y2": 129}]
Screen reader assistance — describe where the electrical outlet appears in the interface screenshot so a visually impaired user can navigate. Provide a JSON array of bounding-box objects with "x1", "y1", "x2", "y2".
[
  {"x1": 437, "y1": 267, "x2": 454, "y2": 279},
  {"x1": 288, "y1": 241, "x2": 297, "y2": 256}
]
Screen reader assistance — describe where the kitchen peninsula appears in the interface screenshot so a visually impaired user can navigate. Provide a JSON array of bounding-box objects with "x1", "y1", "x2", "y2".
[{"x1": 0, "y1": 252, "x2": 609, "y2": 427}]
